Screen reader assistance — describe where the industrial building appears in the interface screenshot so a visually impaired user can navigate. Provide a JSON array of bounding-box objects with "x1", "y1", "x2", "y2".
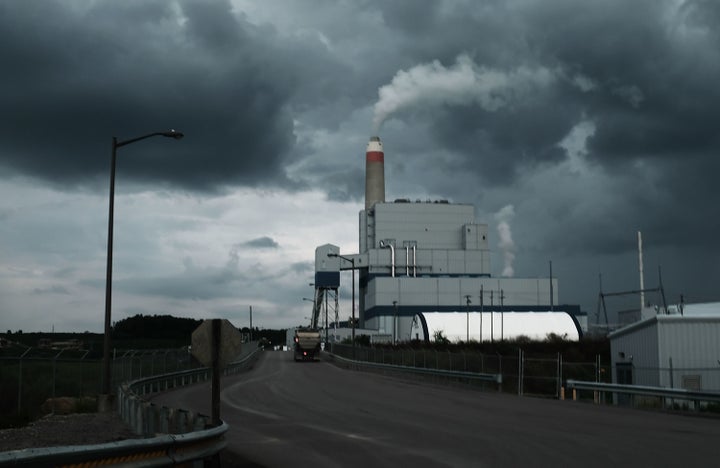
[
  {"x1": 609, "y1": 303, "x2": 720, "y2": 392},
  {"x1": 310, "y1": 136, "x2": 583, "y2": 342}
]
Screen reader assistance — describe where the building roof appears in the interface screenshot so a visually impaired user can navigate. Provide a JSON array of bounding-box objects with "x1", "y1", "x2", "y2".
[
  {"x1": 608, "y1": 313, "x2": 720, "y2": 340},
  {"x1": 414, "y1": 311, "x2": 581, "y2": 342}
]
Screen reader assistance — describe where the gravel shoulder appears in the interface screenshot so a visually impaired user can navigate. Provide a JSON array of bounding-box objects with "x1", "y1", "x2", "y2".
[{"x1": 0, "y1": 412, "x2": 139, "y2": 453}]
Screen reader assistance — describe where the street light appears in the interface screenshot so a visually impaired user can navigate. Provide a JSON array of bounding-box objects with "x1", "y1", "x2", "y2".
[
  {"x1": 327, "y1": 252, "x2": 356, "y2": 355},
  {"x1": 101, "y1": 130, "x2": 184, "y2": 405},
  {"x1": 302, "y1": 298, "x2": 313, "y2": 329}
]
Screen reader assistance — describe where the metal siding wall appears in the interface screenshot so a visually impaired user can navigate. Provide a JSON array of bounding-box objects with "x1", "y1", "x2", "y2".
[
  {"x1": 374, "y1": 278, "x2": 399, "y2": 307},
  {"x1": 463, "y1": 224, "x2": 478, "y2": 250},
  {"x1": 464, "y1": 251, "x2": 485, "y2": 274},
  {"x1": 482, "y1": 251, "x2": 491, "y2": 274},
  {"x1": 359, "y1": 210, "x2": 368, "y2": 253},
  {"x1": 448, "y1": 251, "x2": 465, "y2": 273},
  {"x1": 488, "y1": 278, "x2": 553, "y2": 306},
  {"x1": 658, "y1": 318, "x2": 720, "y2": 390},
  {"x1": 462, "y1": 224, "x2": 489, "y2": 250},
  {"x1": 398, "y1": 278, "x2": 438, "y2": 306},
  {"x1": 432, "y1": 250, "x2": 449, "y2": 274},
  {"x1": 373, "y1": 203, "x2": 475, "y2": 250},
  {"x1": 365, "y1": 276, "x2": 563, "y2": 310},
  {"x1": 438, "y1": 277, "x2": 459, "y2": 305},
  {"x1": 611, "y1": 321, "x2": 660, "y2": 386}
]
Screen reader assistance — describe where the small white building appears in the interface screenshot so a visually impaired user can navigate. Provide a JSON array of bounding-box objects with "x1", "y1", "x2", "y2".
[{"x1": 609, "y1": 309, "x2": 720, "y2": 392}]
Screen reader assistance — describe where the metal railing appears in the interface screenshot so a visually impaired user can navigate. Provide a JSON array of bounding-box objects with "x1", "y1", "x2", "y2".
[
  {"x1": 327, "y1": 348, "x2": 503, "y2": 390},
  {"x1": 120, "y1": 346, "x2": 262, "y2": 436},
  {"x1": 566, "y1": 379, "x2": 720, "y2": 404},
  {"x1": 0, "y1": 344, "x2": 262, "y2": 466},
  {"x1": 0, "y1": 423, "x2": 228, "y2": 467},
  {"x1": 329, "y1": 344, "x2": 608, "y2": 396}
]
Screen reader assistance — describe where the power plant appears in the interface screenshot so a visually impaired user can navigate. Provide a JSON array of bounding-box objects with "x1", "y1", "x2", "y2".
[{"x1": 311, "y1": 136, "x2": 583, "y2": 342}]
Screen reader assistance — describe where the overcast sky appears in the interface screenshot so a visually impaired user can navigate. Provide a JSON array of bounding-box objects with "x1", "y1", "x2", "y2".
[{"x1": 2, "y1": 0, "x2": 719, "y2": 333}]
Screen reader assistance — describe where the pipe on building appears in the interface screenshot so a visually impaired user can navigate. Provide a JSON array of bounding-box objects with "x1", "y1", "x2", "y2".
[
  {"x1": 405, "y1": 245, "x2": 410, "y2": 276},
  {"x1": 380, "y1": 240, "x2": 395, "y2": 277},
  {"x1": 412, "y1": 244, "x2": 417, "y2": 277}
]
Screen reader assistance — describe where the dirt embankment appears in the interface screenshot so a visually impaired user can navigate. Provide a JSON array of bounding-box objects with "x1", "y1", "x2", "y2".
[{"x1": 0, "y1": 412, "x2": 138, "y2": 452}]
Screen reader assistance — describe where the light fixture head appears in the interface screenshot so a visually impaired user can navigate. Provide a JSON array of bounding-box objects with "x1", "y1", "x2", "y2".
[{"x1": 163, "y1": 129, "x2": 184, "y2": 140}]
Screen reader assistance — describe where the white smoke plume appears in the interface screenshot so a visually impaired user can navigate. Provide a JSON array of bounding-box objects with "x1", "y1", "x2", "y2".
[
  {"x1": 494, "y1": 204, "x2": 516, "y2": 277},
  {"x1": 372, "y1": 54, "x2": 555, "y2": 131}
]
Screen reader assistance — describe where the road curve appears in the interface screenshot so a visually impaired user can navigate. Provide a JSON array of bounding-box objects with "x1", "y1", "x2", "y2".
[{"x1": 151, "y1": 351, "x2": 720, "y2": 467}]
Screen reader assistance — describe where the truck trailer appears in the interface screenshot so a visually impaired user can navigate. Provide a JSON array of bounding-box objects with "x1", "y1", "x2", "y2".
[{"x1": 294, "y1": 328, "x2": 321, "y2": 361}]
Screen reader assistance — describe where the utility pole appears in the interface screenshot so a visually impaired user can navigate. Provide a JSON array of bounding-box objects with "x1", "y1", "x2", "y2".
[
  {"x1": 481, "y1": 285, "x2": 485, "y2": 343},
  {"x1": 549, "y1": 260, "x2": 554, "y2": 312},
  {"x1": 465, "y1": 295, "x2": 471, "y2": 342},
  {"x1": 501, "y1": 289, "x2": 505, "y2": 342}
]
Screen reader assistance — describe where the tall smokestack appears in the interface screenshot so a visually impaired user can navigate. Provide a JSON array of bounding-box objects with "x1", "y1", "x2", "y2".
[{"x1": 365, "y1": 136, "x2": 385, "y2": 210}]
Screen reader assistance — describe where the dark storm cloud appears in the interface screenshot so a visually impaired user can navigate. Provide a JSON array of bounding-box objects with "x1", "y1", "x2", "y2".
[
  {"x1": 289, "y1": 261, "x2": 312, "y2": 275},
  {"x1": 242, "y1": 236, "x2": 279, "y2": 249},
  {"x1": 3, "y1": 0, "x2": 720, "y2": 330},
  {"x1": 32, "y1": 285, "x2": 70, "y2": 295},
  {"x1": 0, "y1": 0, "x2": 346, "y2": 191},
  {"x1": 367, "y1": 1, "x2": 719, "y2": 168},
  {"x1": 362, "y1": 0, "x2": 720, "y2": 263}
]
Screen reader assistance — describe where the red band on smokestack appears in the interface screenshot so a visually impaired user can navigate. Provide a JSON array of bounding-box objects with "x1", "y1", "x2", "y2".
[{"x1": 366, "y1": 151, "x2": 384, "y2": 163}]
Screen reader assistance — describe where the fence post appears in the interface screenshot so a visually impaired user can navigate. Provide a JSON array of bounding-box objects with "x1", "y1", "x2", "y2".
[
  {"x1": 496, "y1": 353, "x2": 503, "y2": 393},
  {"x1": 668, "y1": 357, "x2": 674, "y2": 410},
  {"x1": 518, "y1": 349, "x2": 523, "y2": 396},
  {"x1": 17, "y1": 356, "x2": 22, "y2": 413},
  {"x1": 556, "y1": 352, "x2": 562, "y2": 399},
  {"x1": 594, "y1": 354, "x2": 600, "y2": 404}
]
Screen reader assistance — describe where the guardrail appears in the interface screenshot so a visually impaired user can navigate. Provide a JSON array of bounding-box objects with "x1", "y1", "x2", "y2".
[
  {"x1": 327, "y1": 350, "x2": 502, "y2": 390},
  {"x1": 0, "y1": 422, "x2": 228, "y2": 467},
  {"x1": 566, "y1": 379, "x2": 720, "y2": 407},
  {"x1": 0, "y1": 345, "x2": 262, "y2": 467},
  {"x1": 120, "y1": 346, "x2": 262, "y2": 436}
]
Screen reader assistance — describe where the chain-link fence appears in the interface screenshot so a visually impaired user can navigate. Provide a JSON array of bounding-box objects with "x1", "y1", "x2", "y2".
[
  {"x1": 0, "y1": 347, "x2": 198, "y2": 428},
  {"x1": 330, "y1": 344, "x2": 612, "y2": 399}
]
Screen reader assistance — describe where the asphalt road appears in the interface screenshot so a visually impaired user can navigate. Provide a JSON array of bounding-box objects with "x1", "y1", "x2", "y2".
[{"x1": 151, "y1": 351, "x2": 720, "y2": 467}]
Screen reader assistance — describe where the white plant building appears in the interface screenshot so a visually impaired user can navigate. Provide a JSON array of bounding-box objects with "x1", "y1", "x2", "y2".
[{"x1": 310, "y1": 137, "x2": 584, "y2": 342}]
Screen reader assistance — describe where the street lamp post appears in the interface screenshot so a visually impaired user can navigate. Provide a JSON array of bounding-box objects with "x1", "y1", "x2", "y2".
[
  {"x1": 327, "y1": 252, "x2": 356, "y2": 357},
  {"x1": 302, "y1": 297, "x2": 315, "y2": 327},
  {"x1": 101, "y1": 130, "x2": 183, "y2": 406}
]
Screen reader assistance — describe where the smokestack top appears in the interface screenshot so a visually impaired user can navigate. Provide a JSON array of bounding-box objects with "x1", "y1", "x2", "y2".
[{"x1": 367, "y1": 136, "x2": 383, "y2": 152}]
